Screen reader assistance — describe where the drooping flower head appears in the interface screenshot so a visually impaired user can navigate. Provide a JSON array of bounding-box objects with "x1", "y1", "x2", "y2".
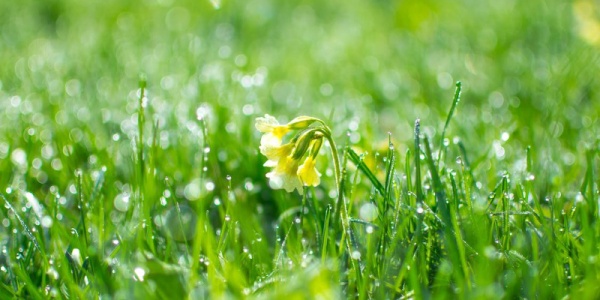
[{"x1": 255, "y1": 114, "x2": 326, "y2": 194}]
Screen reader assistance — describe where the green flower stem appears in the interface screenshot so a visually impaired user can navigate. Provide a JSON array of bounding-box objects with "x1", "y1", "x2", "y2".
[{"x1": 322, "y1": 129, "x2": 355, "y2": 261}]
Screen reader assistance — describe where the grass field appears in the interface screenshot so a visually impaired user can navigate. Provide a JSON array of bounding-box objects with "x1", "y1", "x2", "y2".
[{"x1": 1, "y1": 0, "x2": 600, "y2": 298}]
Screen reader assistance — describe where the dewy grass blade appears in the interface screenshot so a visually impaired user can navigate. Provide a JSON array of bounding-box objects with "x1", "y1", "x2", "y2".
[
  {"x1": 423, "y1": 135, "x2": 465, "y2": 286},
  {"x1": 347, "y1": 148, "x2": 384, "y2": 196},
  {"x1": 437, "y1": 81, "x2": 462, "y2": 168},
  {"x1": 137, "y1": 75, "x2": 147, "y2": 186},
  {"x1": 414, "y1": 119, "x2": 423, "y2": 204},
  {"x1": 76, "y1": 170, "x2": 89, "y2": 253},
  {"x1": 449, "y1": 171, "x2": 471, "y2": 287},
  {"x1": 2, "y1": 194, "x2": 41, "y2": 253},
  {"x1": 321, "y1": 205, "x2": 331, "y2": 264},
  {"x1": 384, "y1": 134, "x2": 396, "y2": 204}
]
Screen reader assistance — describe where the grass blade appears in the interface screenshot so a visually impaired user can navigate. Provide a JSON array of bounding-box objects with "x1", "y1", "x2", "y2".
[
  {"x1": 414, "y1": 119, "x2": 423, "y2": 204},
  {"x1": 437, "y1": 81, "x2": 462, "y2": 167},
  {"x1": 423, "y1": 135, "x2": 465, "y2": 287},
  {"x1": 347, "y1": 148, "x2": 384, "y2": 196}
]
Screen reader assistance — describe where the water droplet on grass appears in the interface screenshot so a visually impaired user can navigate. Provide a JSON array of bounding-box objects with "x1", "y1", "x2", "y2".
[
  {"x1": 328, "y1": 190, "x2": 337, "y2": 198},
  {"x1": 114, "y1": 193, "x2": 131, "y2": 212},
  {"x1": 11, "y1": 148, "x2": 27, "y2": 168},
  {"x1": 134, "y1": 267, "x2": 146, "y2": 281},
  {"x1": 184, "y1": 179, "x2": 202, "y2": 200},
  {"x1": 359, "y1": 203, "x2": 377, "y2": 222},
  {"x1": 242, "y1": 104, "x2": 254, "y2": 115},
  {"x1": 41, "y1": 216, "x2": 53, "y2": 228},
  {"x1": 244, "y1": 180, "x2": 254, "y2": 191},
  {"x1": 205, "y1": 181, "x2": 215, "y2": 191}
]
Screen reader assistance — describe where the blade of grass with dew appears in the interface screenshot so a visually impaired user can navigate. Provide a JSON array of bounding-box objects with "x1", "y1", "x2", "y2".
[
  {"x1": 189, "y1": 117, "x2": 210, "y2": 292},
  {"x1": 321, "y1": 205, "x2": 332, "y2": 264},
  {"x1": 395, "y1": 119, "x2": 426, "y2": 298},
  {"x1": 423, "y1": 135, "x2": 466, "y2": 290},
  {"x1": 448, "y1": 171, "x2": 471, "y2": 287},
  {"x1": 347, "y1": 148, "x2": 384, "y2": 196},
  {"x1": 76, "y1": 171, "x2": 89, "y2": 258},
  {"x1": 437, "y1": 81, "x2": 462, "y2": 169},
  {"x1": 376, "y1": 135, "x2": 395, "y2": 278},
  {"x1": 2, "y1": 194, "x2": 42, "y2": 253}
]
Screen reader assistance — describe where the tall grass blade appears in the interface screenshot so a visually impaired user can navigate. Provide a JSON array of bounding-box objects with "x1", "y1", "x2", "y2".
[
  {"x1": 423, "y1": 135, "x2": 465, "y2": 285},
  {"x1": 437, "y1": 81, "x2": 462, "y2": 167},
  {"x1": 347, "y1": 148, "x2": 384, "y2": 196},
  {"x1": 414, "y1": 119, "x2": 423, "y2": 204}
]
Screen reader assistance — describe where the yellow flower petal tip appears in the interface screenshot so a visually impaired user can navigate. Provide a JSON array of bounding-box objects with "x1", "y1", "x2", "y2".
[{"x1": 298, "y1": 156, "x2": 321, "y2": 187}]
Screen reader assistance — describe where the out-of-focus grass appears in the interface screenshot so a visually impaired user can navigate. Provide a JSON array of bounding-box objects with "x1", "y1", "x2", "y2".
[{"x1": 1, "y1": 0, "x2": 600, "y2": 298}]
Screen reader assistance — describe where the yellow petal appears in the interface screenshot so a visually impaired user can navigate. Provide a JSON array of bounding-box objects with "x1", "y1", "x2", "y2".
[
  {"x1": 298, "y1": 156, "x2": 321, "y2": 187},
  {"x1": 261, "y1": 143, "x2": 294, "y2": 166},
  {"x1": 267, "y1": 156, "x2": 303, "y2": 194}
]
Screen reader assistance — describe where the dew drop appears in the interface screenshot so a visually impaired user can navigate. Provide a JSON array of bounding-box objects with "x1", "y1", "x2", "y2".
[
  {"x1": 205, "y1": 181, "x2": 215, "y2": 191},
  {"x1": 114, "y1": 193, "x2": 131, "y2": 212},
  {"x1": 134, "y1": 267, "x2": 146, "y2": 282},
  {"x1": 359, "y1": 203, "x2": 377, "y2": 222},
  {"x1": 41, "y1": 216, "x2": 53, "y2": 228}
]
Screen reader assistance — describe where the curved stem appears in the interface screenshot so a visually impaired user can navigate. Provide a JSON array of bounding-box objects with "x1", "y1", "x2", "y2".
[
  {"x1": 323, "y1": 130, "x2": 355, "y2": 259},
  {"x1": 325, "y1": 133, "x2": 343, "y2": 224}
]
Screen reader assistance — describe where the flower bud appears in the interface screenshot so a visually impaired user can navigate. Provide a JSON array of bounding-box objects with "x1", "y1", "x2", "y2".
[{"x1": 286, "y1": 116, "x2": 322, "y2": 130}]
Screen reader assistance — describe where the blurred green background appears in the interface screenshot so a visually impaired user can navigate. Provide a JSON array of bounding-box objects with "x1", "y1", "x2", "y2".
[
  {"x1": 0, "y1": 0, "x2": 599, "y2": 198},
  {"x1": 2, "y1": 0, "x2": 600, "y2": 298}
]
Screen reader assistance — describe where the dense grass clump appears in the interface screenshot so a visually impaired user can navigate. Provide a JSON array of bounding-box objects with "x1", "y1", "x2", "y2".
[{"x1": 1, "y1": 0, "x2": 600, "y2": 299}]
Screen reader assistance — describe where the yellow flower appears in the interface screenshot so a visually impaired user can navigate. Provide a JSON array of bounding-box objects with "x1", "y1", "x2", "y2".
[
  {"x1": 255, "y1": 114, "x2": 290, "y2": 147},
  {"x1": 256, "y1": 114, "x2": 326, "y2": 194},
  {"x1": 297, "y1": 156, "x2": 321, "y2": 187},
  {"x1": 267, "y1": 155, "x2": 304, "y2": 194},
  {"x1": 261, "y1": 142, "x2": 294, "y2": 167}
]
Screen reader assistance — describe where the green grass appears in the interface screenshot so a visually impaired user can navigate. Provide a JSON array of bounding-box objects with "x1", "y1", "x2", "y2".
[{"x1": 1, "y1": 0, "x2": 600, "y2": 298}]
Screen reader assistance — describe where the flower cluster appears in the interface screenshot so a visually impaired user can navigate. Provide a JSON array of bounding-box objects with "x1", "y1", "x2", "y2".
[{"x1": 255, "y1": 114, "x2": 328, "y2": 194}]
